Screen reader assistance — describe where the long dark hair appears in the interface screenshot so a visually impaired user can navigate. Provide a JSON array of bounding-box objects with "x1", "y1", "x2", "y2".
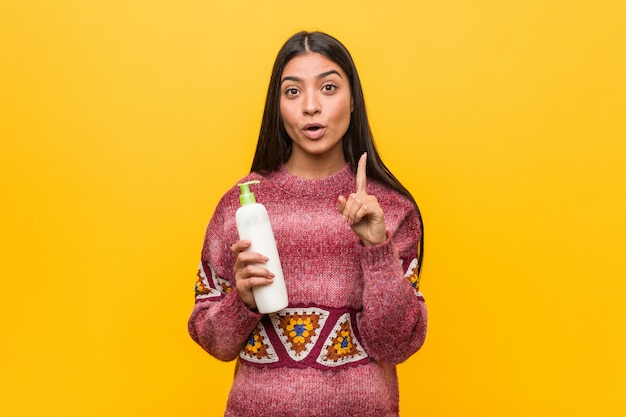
[{"x1": 251, "y1": 31, "x2": 424, "y2": 275}]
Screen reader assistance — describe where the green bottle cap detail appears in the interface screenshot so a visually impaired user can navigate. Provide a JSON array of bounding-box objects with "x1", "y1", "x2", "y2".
[{"x1": 238, "y1": 180, "x2": 260, "y2": 205}]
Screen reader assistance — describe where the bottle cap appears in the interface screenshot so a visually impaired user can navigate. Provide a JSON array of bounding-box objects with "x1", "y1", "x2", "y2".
[{"x1": 238, "y1": 180, "x2": 260, "y2": 206}]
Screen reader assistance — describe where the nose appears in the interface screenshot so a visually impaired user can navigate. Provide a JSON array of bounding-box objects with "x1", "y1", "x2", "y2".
[{"x1": 302, "y1": 92, "x2": 320, "y2": 115}]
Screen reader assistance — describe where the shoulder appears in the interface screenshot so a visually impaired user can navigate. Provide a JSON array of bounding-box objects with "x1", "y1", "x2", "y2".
[
  {"x1": 367, "y1": 179, "x2": 421, "y2": 237},
  {"x1": 212, "y1": 172, "x2": 264, "y2": 215},
  {"x1": 368, "y1": 180, "x2": 415, "y2": 214},
  {"x1": 214, "y1": 170, "x2": 280, "y2": 206}
]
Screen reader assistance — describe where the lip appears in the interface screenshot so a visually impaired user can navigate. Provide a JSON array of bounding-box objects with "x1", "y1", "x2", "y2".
[{"x1": 301, "y1": 123, "x2": 326, "y2": 140}]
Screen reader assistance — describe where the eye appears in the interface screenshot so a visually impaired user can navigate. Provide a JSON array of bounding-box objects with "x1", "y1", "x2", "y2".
[
  {"x1": 284, "y1": 87, "x2": 300, "y2": 97},
  {"x1": 322, "y1": 83, "x2": 337, "y2": 93}
]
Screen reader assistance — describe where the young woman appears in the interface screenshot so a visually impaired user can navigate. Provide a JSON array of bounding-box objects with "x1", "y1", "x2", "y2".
[{"x1": 189, "y1": 31, "x2": 427, "y2": 417}]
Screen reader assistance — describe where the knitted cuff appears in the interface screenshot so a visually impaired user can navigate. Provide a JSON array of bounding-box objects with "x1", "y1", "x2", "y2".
[
  {"x1": 360, "y1": 233, "x2": 399, "y2": 270},
  {"x1": 223, "y1": 288, "x2": 264, "y2": 327}
]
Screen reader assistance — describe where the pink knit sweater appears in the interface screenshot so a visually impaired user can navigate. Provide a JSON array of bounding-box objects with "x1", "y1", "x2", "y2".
[{"x1": 188, "y1": 164, "x2": 427, "y2": 417}]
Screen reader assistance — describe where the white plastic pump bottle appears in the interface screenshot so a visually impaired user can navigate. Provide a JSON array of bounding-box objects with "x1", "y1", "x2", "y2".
[{"x1": 235, "y1": 180, "x2": 288, "y2": 314}]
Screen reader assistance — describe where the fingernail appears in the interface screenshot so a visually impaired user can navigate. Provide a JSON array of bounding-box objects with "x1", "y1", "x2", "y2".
[{"x1": 262, "y1": 256, "x2": 269, "y2": 262}]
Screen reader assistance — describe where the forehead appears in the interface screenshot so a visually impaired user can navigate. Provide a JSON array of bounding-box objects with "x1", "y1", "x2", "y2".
[{"x1": 282, "y1": 52, "x2": 346, "y2": 79}]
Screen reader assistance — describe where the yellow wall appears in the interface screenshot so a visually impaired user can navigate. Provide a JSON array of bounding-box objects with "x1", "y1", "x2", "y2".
[{"x1": 1, "y1": 1, "x2": 624, "y2": 416}]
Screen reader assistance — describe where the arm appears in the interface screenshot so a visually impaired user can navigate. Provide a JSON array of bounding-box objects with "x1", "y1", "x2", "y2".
[
  {"x1": 358, "y1": 208, "x2": 427, "y2": 364},
  {"x1": 188, "y1": 289, "x2": 262, "y2": 361},
  {"x1": 187, "y1": 206, "x2": 263, "y2": 361},
  {"x1": 337, "y1": 154, "x2": 427, "y2": 363}
]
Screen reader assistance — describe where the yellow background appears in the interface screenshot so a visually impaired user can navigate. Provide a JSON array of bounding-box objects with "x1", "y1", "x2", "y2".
[{"x1": 1, "y1": 1, "x2": 625, "y2": 416}]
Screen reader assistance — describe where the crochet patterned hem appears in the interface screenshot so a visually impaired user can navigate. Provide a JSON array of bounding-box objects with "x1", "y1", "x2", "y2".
[{"x1": 239, "y1": 305, "x2": 372, "y2": 370}]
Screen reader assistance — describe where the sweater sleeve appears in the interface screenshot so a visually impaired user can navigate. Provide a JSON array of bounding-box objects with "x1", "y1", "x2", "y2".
[
  {"x1": 358, "y1": 204, "x2": 427, "y2": 365},
  {"x1": 187, "y1": 202, "x2": 263, "y2": 362}
]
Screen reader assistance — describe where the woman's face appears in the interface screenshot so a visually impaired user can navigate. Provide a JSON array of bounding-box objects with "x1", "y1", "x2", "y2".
[{"x1": 280, "y1": 52, "x2": 353, "y2": 168}]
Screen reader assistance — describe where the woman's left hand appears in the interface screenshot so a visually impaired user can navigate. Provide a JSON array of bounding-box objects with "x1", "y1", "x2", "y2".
[{"x1": 338, "y1": 153, "x2": 387, "y2": 246}]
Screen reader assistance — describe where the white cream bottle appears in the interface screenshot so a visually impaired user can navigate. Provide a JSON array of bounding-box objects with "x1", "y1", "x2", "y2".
[{"x1": 235, "y1": 180, "x2": 288, "y2": 314}]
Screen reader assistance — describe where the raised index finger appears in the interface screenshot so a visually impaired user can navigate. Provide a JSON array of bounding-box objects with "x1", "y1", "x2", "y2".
[{"x1": 356, "y1": 152, "x2": 367, "y2": 193}]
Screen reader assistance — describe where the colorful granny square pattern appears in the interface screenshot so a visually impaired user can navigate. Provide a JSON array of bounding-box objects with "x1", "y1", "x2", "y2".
[
  {"x1": 215, "y1": 276, "x2": 232, "y2": 295},
  {"x1": 270, "y1": 308, "x2": 330, "y2": 361},
  {"x1": 240, "y1": 322, "x2": 278, "y2": 364},
  {"x1": 195, "y1": 262, "x2": 231, "y2": 300},
  {"x1": 195, "y1": 262, "x2": 220, "y2": 299},
  {"x1": 316, "y1": 313, "x2": 367, "y2": 367},
  {"x1": 404, "y1": 257, "x2": 422, "y2": 297}
]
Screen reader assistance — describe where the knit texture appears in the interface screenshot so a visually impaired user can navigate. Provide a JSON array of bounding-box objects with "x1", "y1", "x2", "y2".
[{"x1": 188, "y1": 164, "x2": 427, "y2": 417}]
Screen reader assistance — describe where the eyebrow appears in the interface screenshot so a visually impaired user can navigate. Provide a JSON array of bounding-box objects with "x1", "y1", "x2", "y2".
[{"x1": 280, "y1": 70, "x2": 342, "y2": 85}]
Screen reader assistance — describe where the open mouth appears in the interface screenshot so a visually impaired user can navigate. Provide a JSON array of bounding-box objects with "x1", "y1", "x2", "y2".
[
  {"x1": 301, "y1": 123, "x2": 326, "y2": 139},
  {"x1": 304, "y1": 123, "x2": 324, "y2": 131}
]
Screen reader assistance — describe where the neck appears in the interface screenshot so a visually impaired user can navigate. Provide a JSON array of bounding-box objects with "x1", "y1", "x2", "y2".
[{"x1": 284, "y1": 153, "x2": 347, "y2": 179}]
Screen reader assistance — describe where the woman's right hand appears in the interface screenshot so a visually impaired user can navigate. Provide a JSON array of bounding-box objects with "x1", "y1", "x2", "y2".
[{"x1": 230, "y1": 240, "x2": 274, "y2": 310}]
